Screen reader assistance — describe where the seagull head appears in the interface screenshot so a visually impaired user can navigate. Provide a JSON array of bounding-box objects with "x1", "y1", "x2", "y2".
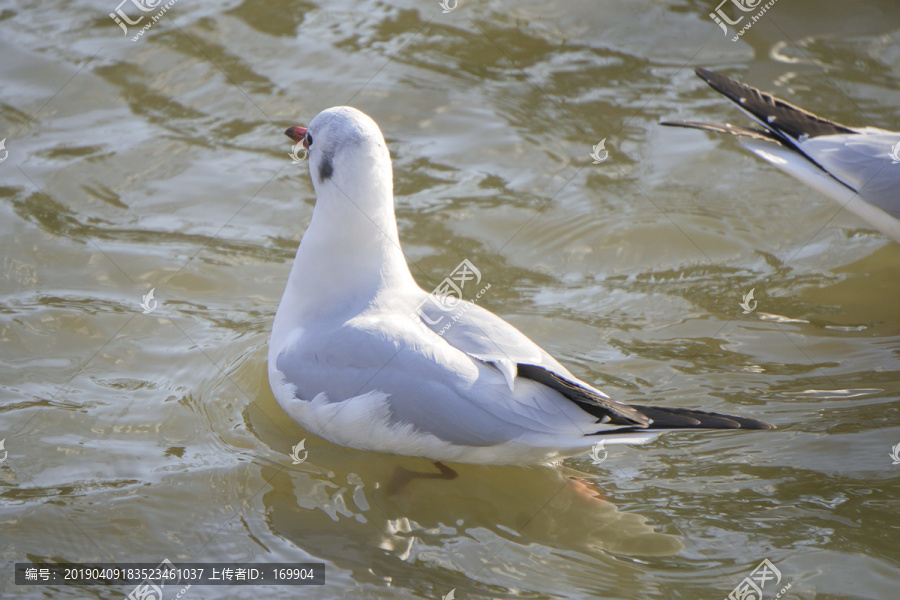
[
  {"x1": 280, "y1": 107, "x2": 411, "y2": 299},
  {"x1": 284, "y1": 106, "x2": 392, "y2": 199}
]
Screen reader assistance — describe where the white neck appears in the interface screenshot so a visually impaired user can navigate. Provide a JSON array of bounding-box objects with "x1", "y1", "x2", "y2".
[{"x1": 277, "y1": 157, "x2": 418, "y2": 325}]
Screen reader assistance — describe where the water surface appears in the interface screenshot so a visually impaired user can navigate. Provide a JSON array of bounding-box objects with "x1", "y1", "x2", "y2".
[{"x1": 1, "y1": 0, "x2": 899, "y2": 598}]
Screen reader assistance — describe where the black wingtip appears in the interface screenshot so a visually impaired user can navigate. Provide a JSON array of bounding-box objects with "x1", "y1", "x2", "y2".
[
  {"x1": 694, "y1": 66, "x2": 714, "y2": 82},
  {"x1": 626, "y1": 404, "x2": 775, "y2": 431},
  {"x1": 691, "y1": 67, "x2": 856, "y2": 141},
  {"x1": 517, "y1": 363, "x2": 651, "y2": 427}
]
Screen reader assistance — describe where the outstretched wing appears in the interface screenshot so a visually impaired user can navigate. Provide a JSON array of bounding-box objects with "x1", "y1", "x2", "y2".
[
  {"x1": 689, "y1": 67, "x2": 900, "y2": 219},
  {"x1": 662, "y1": 68, "x2": 900, "y2": 240}
]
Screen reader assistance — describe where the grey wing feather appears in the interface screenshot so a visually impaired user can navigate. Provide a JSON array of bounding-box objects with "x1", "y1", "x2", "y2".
[
  {"x1": 801, "y1": 134, "x2": 900, "y2": 220},
  {"x1": 417, "y1": 296, "x2": 572, "y2": 379},
  {"x1": 415, "y1": 297, "x2": 665, "y2": 427}
]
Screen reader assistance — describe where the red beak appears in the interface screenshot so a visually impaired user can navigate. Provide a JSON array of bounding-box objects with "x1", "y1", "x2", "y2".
[{"x1": 285, "y1": 126, "x2": 308, "y2": 148}]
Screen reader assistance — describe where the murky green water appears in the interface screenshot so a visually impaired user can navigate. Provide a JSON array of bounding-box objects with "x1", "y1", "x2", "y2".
[{"x1": 2, "y1": 0, "x2": 899, "y2": 598}]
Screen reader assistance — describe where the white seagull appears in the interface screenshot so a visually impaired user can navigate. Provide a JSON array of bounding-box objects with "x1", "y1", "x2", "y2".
[
  {"x1": 268, "y1": 106, "x2": 773, "y2": 468},
  {"x1": 662, "y1": 68, "x2": 900, "y2": 242}
]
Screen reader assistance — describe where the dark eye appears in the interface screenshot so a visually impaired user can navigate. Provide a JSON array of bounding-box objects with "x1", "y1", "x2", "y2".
[{"x1": 306, "y1": 132, "x2": 313, "y2": 146}]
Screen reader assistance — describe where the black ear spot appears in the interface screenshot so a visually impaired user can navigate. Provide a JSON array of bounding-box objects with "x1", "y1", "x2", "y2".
[{"x1": 318, "y1": 152, "x2": 334, "y2": 183}]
